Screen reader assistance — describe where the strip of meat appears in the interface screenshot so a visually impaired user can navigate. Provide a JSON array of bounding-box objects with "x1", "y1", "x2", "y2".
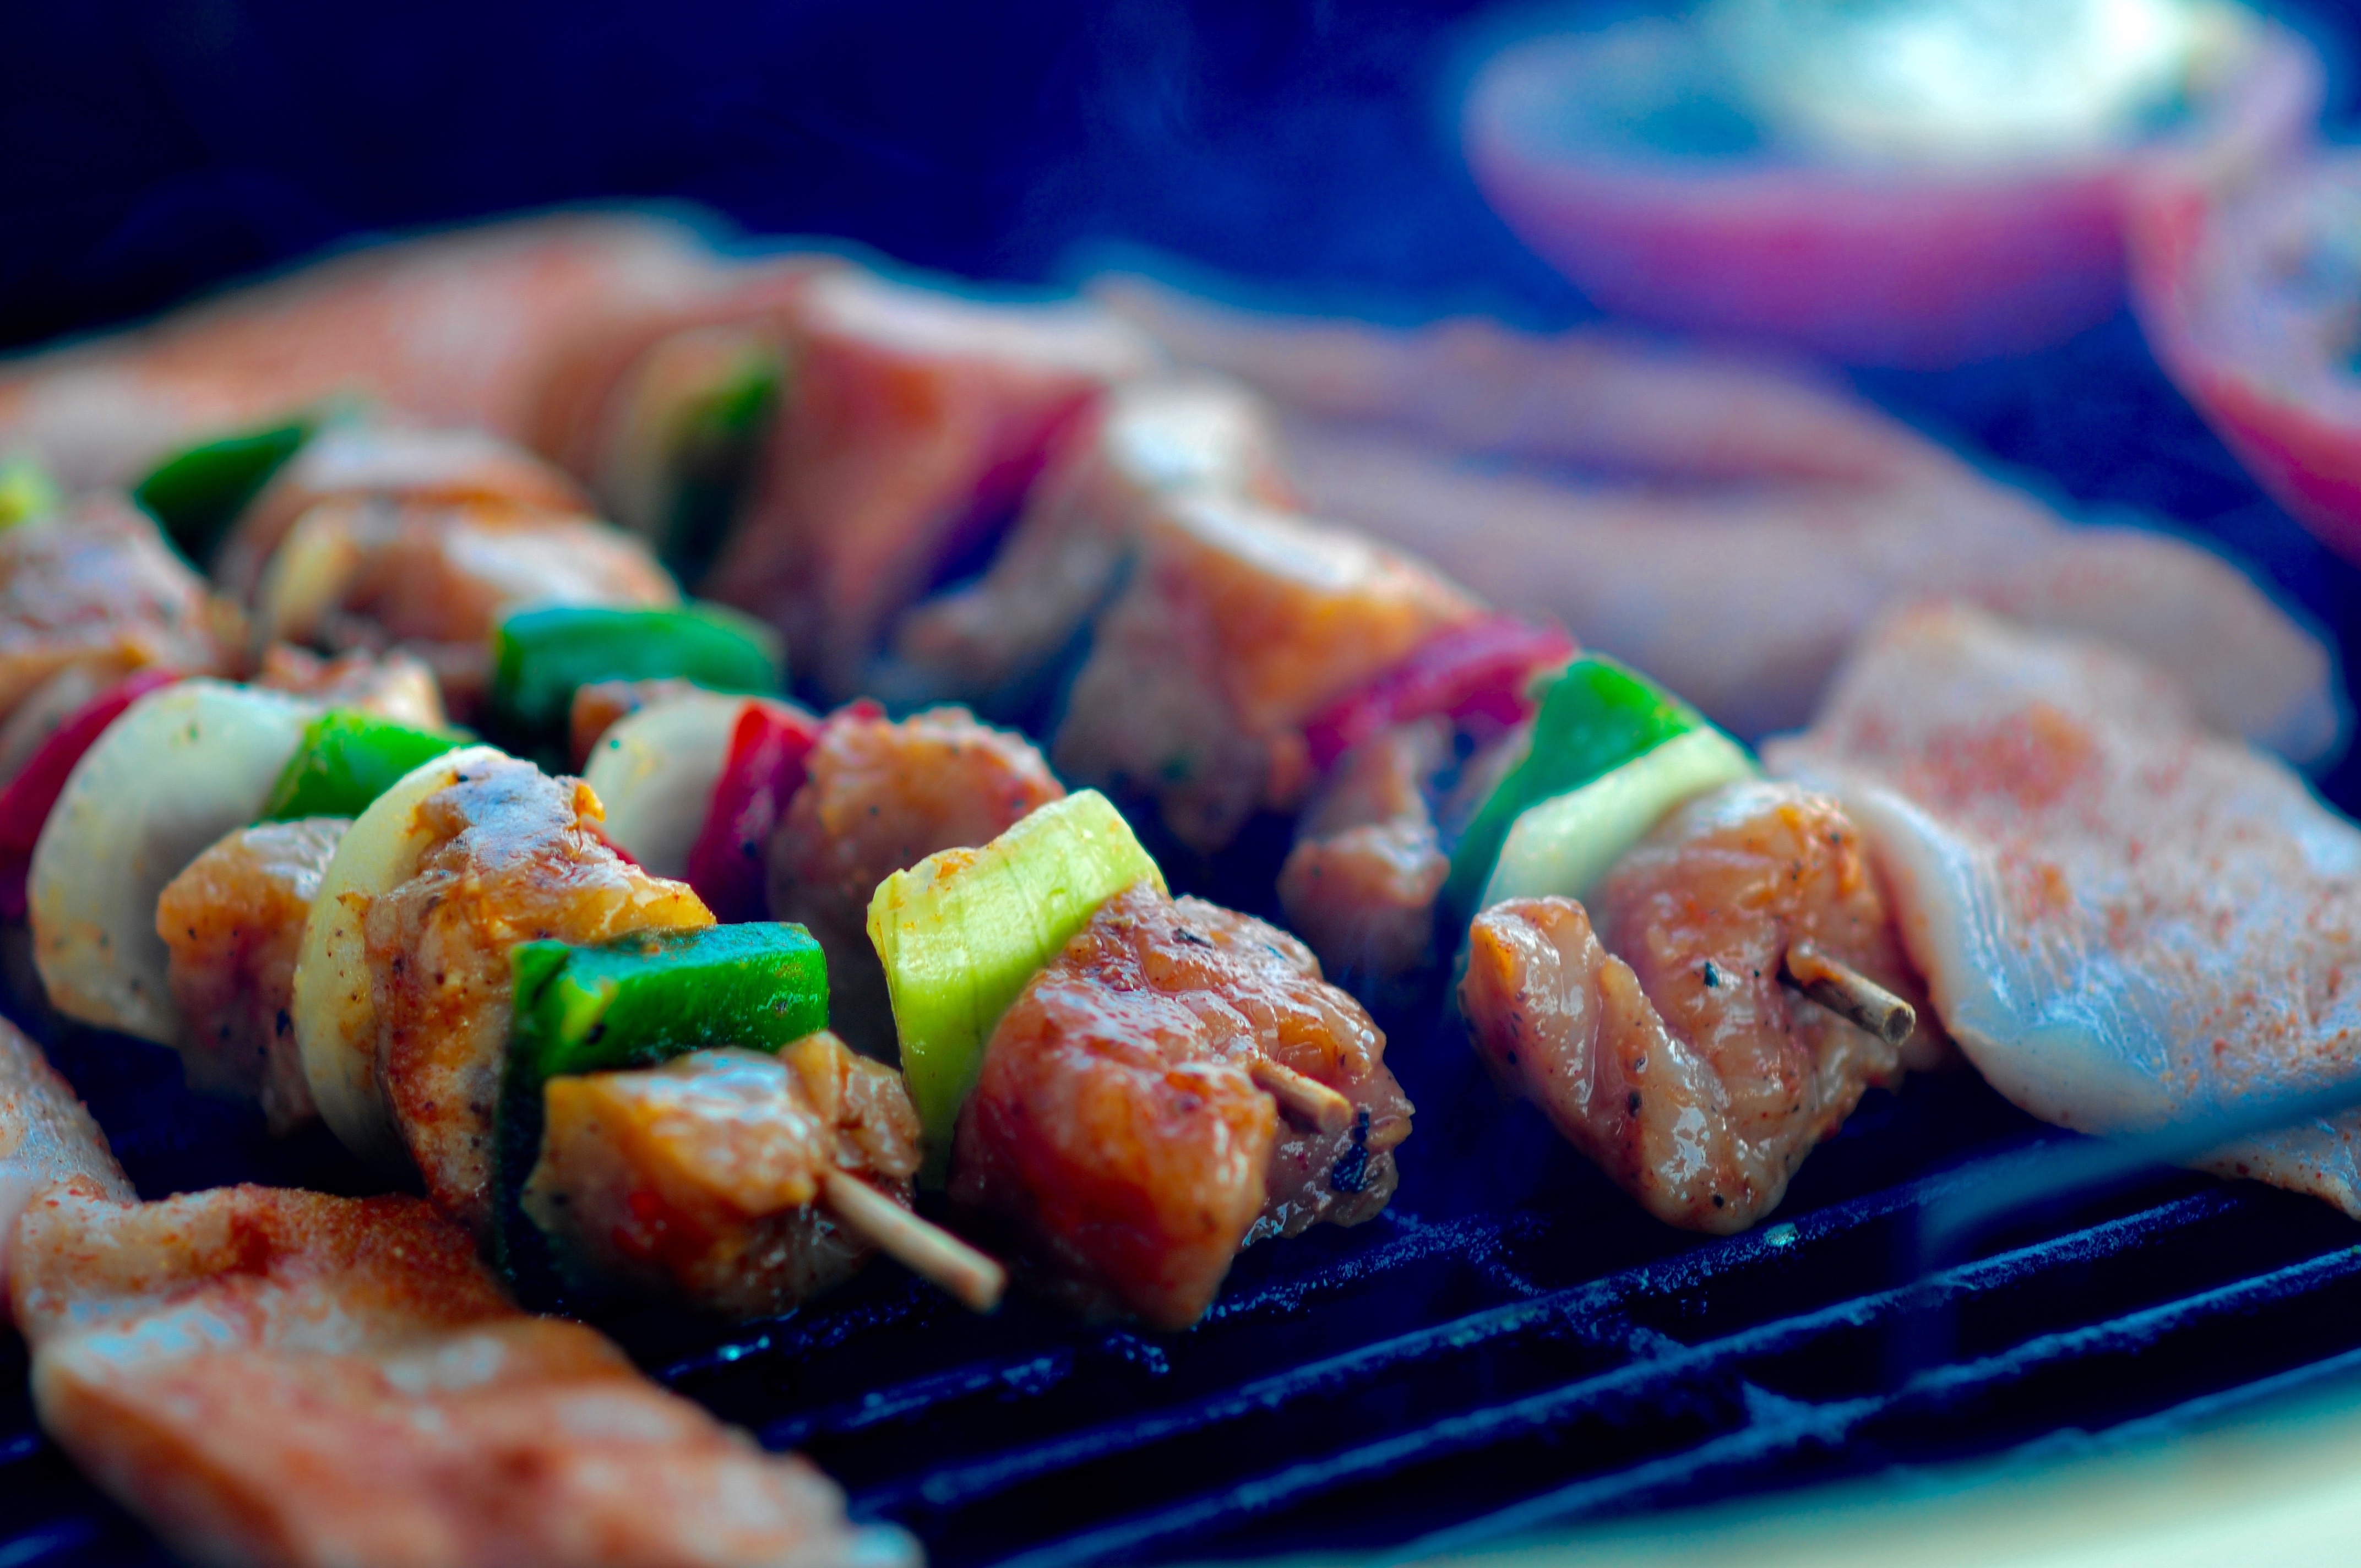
[
  {"x1": 703, "y1": 266, "x2": 1158, "y2": 697},
  {"x1": 1277, "y1": 718, "x2": 1450, "y2": 982},
  {"x1": 1460, "y1": 781, "x2": 1940, "y2": 1232},
  {"x1": 1097, "y1": 276, "x2": 2337, "y2": 763},
  {"x1": 12, "y1": 1182, "x2": 907, "y2": 1568},
  {"x1": 1766, "y1": 602, "x2": 2361, "y2": 1215},
  {"x1": 0, "y1": 1016, "x2": 130, "y2": 1303},
  {"x1": 953, "y1": 884, "x2": 1411, "y2": 1330},
  {"x1": 523, "y1": 1036, "x2": 922, "y2": 1317},
  {"x1": 1053, "y1": 493, "x2": 1481, "y2": 852},
  {"x1": 156, "y1": 818, "x2": 347, "y2": 1137},
  {"x1": 364, "y1": 756, "x2": 713, "y2": 1233},
  {"x1": 768, "y1": 705, "x2": 1064, "y2": 1054},
  {"x1": 0, "y1": 495, "x2": 227, "y2": 727},
  {"x1": 0, "y1": 214, "x2": 731, "y2": 493}
]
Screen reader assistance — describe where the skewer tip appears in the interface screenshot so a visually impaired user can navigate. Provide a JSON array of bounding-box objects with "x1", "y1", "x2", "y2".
[
  {"x1": 822, "y1": 1169, "x2": 1007, "y2": 1314},
  {"x1": 1783, "y1": 941, "x2": 1917, "y2": 1049}
]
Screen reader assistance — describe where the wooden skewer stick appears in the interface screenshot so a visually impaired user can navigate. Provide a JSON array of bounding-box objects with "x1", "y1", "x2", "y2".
[
  {"x1": 821, "y1": 1169, "x2": 1007, "y2": 1314},
  {"x1": 1250, "y1": 1058, "x2": 1355, "y2": 1135},
  {"x1": 1782, "y1": 941, "x2": 1917, "y2": 1048}
]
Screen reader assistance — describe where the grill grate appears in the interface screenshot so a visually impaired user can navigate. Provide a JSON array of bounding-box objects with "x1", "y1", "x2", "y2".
[{"x1": 9, "y1": 1005, "x2": 2361, "y2": 1567}]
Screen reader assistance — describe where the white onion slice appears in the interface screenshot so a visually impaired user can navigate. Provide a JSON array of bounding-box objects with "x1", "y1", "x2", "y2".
[
  {"x1": 291, "y1": 743, "x2": 509, "y2": 1173},
  {"x1": 579, "y1": 693, "x2": 745, "y2": 880},
  {"x1": 28, "y1": 681, "x2": 317, "y2": 1044}
]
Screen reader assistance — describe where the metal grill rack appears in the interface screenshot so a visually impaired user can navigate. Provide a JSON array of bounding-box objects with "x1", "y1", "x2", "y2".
[{"x1": 10, "y1": 998, "x2": 2361, "y2": 1567}]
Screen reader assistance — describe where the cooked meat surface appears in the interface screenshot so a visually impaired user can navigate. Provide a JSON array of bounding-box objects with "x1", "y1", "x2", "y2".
[
  {"x1": 954, "y1": 884, "x2": 1411, "y2": 1330},
  {"x1": 1278, "y1": 718, "x2": 1450, "y2": 982},
  {"x1": 767, "y1": 705, "x2": 1064, "y2": 1053},
  {"x1": 259, "y1": 498, "x2": 676, "y2": 717},
  {"x1": 704, "y1": 268, "x2": 1156, "y2": 698},
  {"x1": 0, "y1": 1015, "x2": 130, "y2": 1301},
  {"x1": 365, "y1": 757, "x2": 712, "y2": 1233},
  {"x1": 1769, "y1": 602, "x2": 2361, "y2": 1215},
  {"x1": 1461, "y1": 781, "x2": 1939, "y2": 1232},
  {"x1": 254, "y1": 644, "x2": 449, "y2": 730},
  {"x1": 889, "y1": 377, "x2": 1294, "y2": 709},
  {"x1": 157, "y1": 818, "x2": 347, "y2": 1136},
  {"x1": 0, "y1": 496, "x2": 225, "y2": 726},
  {"x1": 216, "y1": 423, "x2": 591, "y2": 605},
  {"x1": 13, "y1": 1182, "x2": 905, "y2": 1568},
  {"x1": 1054, "y1": 493, "x2": 1478, "y2": 851},
  {"x1": 567, "y1": 677, "x2": 702, "y2": 771},
  {"x1": 525, "y1": 1035, "x2": 922, "y2": 1317}
]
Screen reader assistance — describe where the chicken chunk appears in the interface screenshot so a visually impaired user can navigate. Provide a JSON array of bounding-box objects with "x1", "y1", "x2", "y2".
[
  {"x1": 215, "y1": 423, "x2": 591, "y2": 605},
  {"x1": 888, "y1": 377, "x2": 1294, "y2": 710},
  {"x1": 156, "y1": 818, "x2": 347, "y2": 1136},
  {"x1": 1460, "y1": 782, "x2": 1939, "y2": 1232},
  {"x1": 767, "y1": 705, "x2": 1065, "y2": 1053},
  {"x1": 1053, "y1": 493, "x2": 1479, "y2": 851},
  {"x1": 13, "y1": 1183, "x2": 906, "y2": 1568},
  {"x1": 524, "y1": 1035, "x2": 923, "y2": 1318},
  {"x1": 954, "y1": 884, "x2": 1412, "y2": 1330},
  {"x1": 253, "y1": 644, "x2": 448, "y2": 730},
  {"x1": 365, "y1": 757, "x2": 713, "y2": 1233},
  {"x1": 1277, "y1": 718, "x2": 1451, "y2": 983},
  {"x1": 703, "y1": 267, "x2": 1158, "y2": 697},
  {"x1": 255, "y1": 498, "x2": 677, "y2": 718},
  {"x1": 0, "y1": 496, "x2": 226, "y2": 726}
]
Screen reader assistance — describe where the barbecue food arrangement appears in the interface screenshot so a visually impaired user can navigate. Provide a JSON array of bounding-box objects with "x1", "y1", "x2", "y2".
[{"x1": 2, "y1": 2, "x2": 2360, "y2": 1560}]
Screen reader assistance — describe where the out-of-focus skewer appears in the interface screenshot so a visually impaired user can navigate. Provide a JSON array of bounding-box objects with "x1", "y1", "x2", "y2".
[
  {"x1": 1250, "y1": 1058, "x2": 1356, "y2": 1134},
  {"x1": 820, "y1": 1170, "x2": 1007, "y2": 1313},
  {"x1": 1783, "y1": 940, "x2": 1917, "y2": 1048}
]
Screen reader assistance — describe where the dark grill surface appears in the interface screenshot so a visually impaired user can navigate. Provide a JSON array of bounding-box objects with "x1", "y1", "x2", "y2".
[{"x1": 12, "y1": 983, "x2": 2361, "y2": 1567}]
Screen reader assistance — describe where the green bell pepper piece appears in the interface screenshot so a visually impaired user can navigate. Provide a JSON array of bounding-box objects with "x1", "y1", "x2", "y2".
[
  {"x1": 1444, "y1": 655, "x2": 1713, "y2": 917},
  {"x1": 868, "y1": 790, "x2": 1165, "y2": 1184},
  {"x1": 494, "y1": 921, "x2": 829, "y2": 1294},
  {"x1": 132, "y1": 417, "x2": 315, "y2": 564},
  {"x1": 488, "y1": 602, "x2": 783, "y2": 744},
  {"x1": 661, "y1": 347, "x2": 784, "y2": 581},
  {"x1": 258, "y1": 709, "x2": 466, "y2": 823},
  {"x1": 0, "y1": 460, "x2": 61, "y2": 530}
]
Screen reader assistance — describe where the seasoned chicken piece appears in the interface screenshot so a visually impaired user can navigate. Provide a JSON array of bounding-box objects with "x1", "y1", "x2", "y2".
[
  {"x1": 1461, "y1": 782, "x2": 1940, "y2": 1232},
  {"x1": 1278, "y1": 718, "x2": 1451, "y2": 983},
  {"x1": 156, "y1": 818, "x2": 347, "y2": 1137},
  {"x1": 255, "y1": 498, "x2": 676, "y2": 717},
  {"x1": 888, "y1": 377, "x2": 1294, "y2": 709},
  {"x1": 954, "y1": 884, "x2": 1412, "y2": 1330},
  {"x1": 0, "y1": 496, "x2": 226, "y2": 726},
  {"x1": 768, "y1": 705, "x2": 1065, "y2": 1053},
  {"x1": 703, "y1": 267, "x2": 1158, "y2": 696},
  {"x1": 524, "y1": 1035, "x2": 922, "y2": 1317},
  {"x1": 13, "y1": 1183, "x2": 906, "y2": 1568},
  {"x1": 1768, "y1": 603, "x2": 2361, "y2": 1215},
  {"x1": 0, "y1": 214, "x2": 730, "y2": 493},
  {"x1": 0, "y1": 1016, "x2": 131, "y2": 1302},
  {"x1": 254, "y1": 644, "x2": 448, "y2": 730},
  {"x1": 215, "y1": 423, "x2": 590, "y2": 604},
  {"x1": 1054, "y1": 494, "x2": 1480, "y2": 852},
  {"x1": 366, "y1": 757, "x2": 712, "y2": 1233},
  {"x1": 567, "y1": 676, "x2": 703, "y2": 771}
]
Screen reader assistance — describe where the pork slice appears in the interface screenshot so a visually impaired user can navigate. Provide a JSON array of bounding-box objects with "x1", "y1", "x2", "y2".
[
  {"x1": 0, "y1": 1016, "x2": 129, "y2": 1305},
  {"x1": 13, "y1": 1182, "x2": 906, "y2": 1568},
  {"x1": 1766, "y1": 602, "x2": 2361, "y2": 1213}
]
